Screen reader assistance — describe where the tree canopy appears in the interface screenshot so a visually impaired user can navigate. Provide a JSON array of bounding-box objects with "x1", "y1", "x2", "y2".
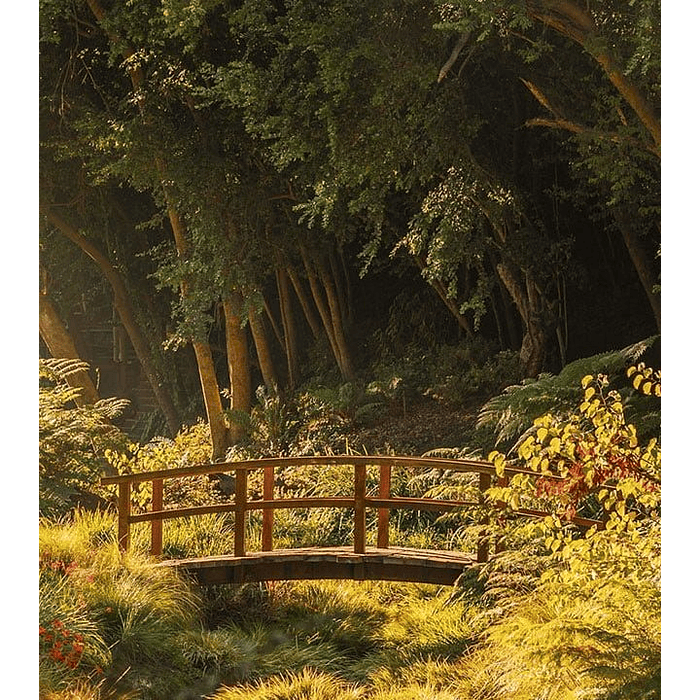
[{"x1": 39, "y1": 0, "x2": 660, "y2": 451}]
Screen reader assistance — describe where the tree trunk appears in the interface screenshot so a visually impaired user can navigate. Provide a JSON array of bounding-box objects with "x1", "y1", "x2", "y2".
[
  {"x1": 413, "y1": 255, "x2": 475, "y2": 337},
  {"x1": 223, "y1": 293, "x2": 251, "y2": 442},
  {"x1": 612, "y1": 209, "x2": 661, "y2": 331},
  {"x1": 276, "y1": 266, "x2": 299, "y2": 388},
  {"x1": 317, "y1": 255, "x2": 355, "y2": 382},
  {"x1": 248, "y1": 306, "x2": 279, "y2": 393},
  {"x1": 301, "y1": 248, "x2": 343, "y2": 370},
  {"x1": 526, "y1": 0, "x2": 660, "y2": 153},
  {"x1": 496, "y1": 261, "x2": 552, "y2": 377},
  {"x1": 165, "y1": 206, "x2": 231, "y2": 459},
  {"x1": 41, "y1": 207, "x2": 181, "y2": 434},
  {"x1": 39, "y1": 288, "x2": 100, "y2": 406},
  {"x1": 88, "y1": 0, "x2": 231, "y2": 457},
  {"x1": 192, "y1": 339, "x2": 229, "y2": 460},
  {"x1": 301, "y1": 246, "x2": 354, "y2": 382},
  {"x1": 287, "y1": 266, "x2": 323, "y2": 340}
]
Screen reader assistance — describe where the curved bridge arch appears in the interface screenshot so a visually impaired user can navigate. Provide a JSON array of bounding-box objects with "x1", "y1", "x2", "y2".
[{"x1": 101, "y1": 455, "x2": 602, "y2": 586}]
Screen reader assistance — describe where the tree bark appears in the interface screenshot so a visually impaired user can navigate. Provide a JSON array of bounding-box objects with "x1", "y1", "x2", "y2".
[
  {"x1": 301, "y1": 246, "x2": 354, "y2": 382},
  {"x1": 287, "y1": 266, "x2": 323, "y2": 341},
  {"x1": 276, "y1": 266, "x2": 299, "y2": 388},
  {"x1": 317, "y1": 254, "x2": 355, "y2": 382},
  {"x1": 526, "y1": 0, "x2": 660, "y2": 154},
  {"x1": 413, "y1": 255, "x2": 475, "y2": 337},
  {"x1": 41, "y1": 207, "x2": 181, "y2": 434},
  {"x1": 39, "y1": 288, "x2": 101, "y2": 406},
  {"x1": 496, "y1": 260, "x2": 552, "y2": 377},
  {"x1": 612, "y1": 208, "x2": 661, "y2": 330},
  {"x1": 223, "y1": 293, "x2": 251, "y2": 441},
  {"x1": 248, "y1": 306, "x2": 279, "y2": 393}
]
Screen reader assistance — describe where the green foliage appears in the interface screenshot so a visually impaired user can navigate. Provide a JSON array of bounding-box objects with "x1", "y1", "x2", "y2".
[
  {"x1": 477, "y1": 336, "x2": 659, "y2": 448},
  {"x1": 470, "y1": 372, "x2": 661, "y2": 699},
  {"x1": 39, "y1": 360, "x2": 130, "y2": 518}
]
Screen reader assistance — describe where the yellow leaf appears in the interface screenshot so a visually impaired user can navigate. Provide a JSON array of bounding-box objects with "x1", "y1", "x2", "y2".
[
  {"x1": 584, "y1": 386, "x2": 595, "y2": 402},
  {"x1": 536, "y1": 427, "x2": 548, "y2": 442},
  {"x1": 549, "y1": 437, "x2": 561, "y2": 452},
  {"x1": 581, "y1": 374, "x2": 593, "y2": 388},
  {"x1": 633, "y1": 374, "x2": 643, "y2": 390}
]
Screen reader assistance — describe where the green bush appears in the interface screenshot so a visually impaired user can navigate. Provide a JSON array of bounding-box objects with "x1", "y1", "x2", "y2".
[{"x1": 39, "y1": 359, "x2": 130, "y2": 517}]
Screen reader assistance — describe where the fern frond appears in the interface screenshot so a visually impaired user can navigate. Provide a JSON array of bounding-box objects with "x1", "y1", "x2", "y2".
[
  {"x1": 40, "y1": 357, "x2": 92, "y2": 382},
  {"x1": 477, "y1": 336, "x2": 659, "y2": 448}
]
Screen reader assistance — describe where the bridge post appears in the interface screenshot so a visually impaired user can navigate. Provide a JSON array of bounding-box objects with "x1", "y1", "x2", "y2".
[
  {"x1": 262, "y1": 465, "x2": 274, "y2": 551},
  {"x1": 117, "y1": 481, "x2": 131, "y2": 552},
  {"x1": 354, "y1": 463, "x2": 366, "y2": 554},
  {"x1": 150, "y1": 478, "x2": 163, "y2": 556},
  {"x1": 377, "y1": 463, "x2": 391, "y2": 548},
  {"x1": 477, "y1": 472, "x2": 490, "y2": 563},
  {"x1": 235, "y1": 467, "x2": 248, "y2": 557}
]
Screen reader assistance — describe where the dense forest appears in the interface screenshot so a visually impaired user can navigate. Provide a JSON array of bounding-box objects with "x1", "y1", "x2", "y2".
[
  {"x1": 39, "y1": 0, "x2": 659, "y2": 448},
  {"x1": 38, "y1": 1, "x2": 662, "y2": 699}
]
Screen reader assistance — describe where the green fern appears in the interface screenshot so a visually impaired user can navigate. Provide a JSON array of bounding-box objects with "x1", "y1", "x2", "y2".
[{"x1": 476, "y1": 336, "x2": 659, "y2": 448}]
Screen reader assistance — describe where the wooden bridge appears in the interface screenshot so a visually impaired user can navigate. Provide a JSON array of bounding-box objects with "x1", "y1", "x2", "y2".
[{"x1": 101, "y1": 455, "x2": 602, "y2": 586}]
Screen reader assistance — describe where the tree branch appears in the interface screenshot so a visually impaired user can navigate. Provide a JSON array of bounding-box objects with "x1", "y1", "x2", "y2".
[{"x1": 438, "y1": 32, "x2": 471, "y2": 82}]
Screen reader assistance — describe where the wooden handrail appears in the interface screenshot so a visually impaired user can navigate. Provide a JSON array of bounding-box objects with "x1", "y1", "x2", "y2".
[{"x1": 101, "y1": 455, "x2": 602, "y2": 564}]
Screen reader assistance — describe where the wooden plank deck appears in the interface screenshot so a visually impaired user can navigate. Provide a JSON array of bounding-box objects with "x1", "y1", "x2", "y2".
[{"x1": 158, "y1": 546, "x2": 477, "y2": 586}]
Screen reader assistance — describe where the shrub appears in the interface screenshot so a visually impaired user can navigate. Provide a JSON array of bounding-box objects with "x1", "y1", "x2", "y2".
[{"x1": 40, "y1": 359, "x2": 130, "y2": 517}]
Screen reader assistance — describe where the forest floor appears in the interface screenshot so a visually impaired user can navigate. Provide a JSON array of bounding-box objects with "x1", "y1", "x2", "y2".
[{"x1": 349, "y1": 395, "x2": 485, "y2": 456}]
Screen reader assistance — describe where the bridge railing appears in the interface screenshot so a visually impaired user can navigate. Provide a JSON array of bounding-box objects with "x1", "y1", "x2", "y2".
[{"x1": 101, "y1": 455, "x2": 602, "y2": 564}]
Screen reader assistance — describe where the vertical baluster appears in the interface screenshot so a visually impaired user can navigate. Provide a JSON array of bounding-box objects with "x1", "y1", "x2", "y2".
[
  {"x1": 262, "y1": 465, "x2": 274, "y2": 551},
  {"x1": 235, "y1": 466, "x2": 248, "y2": 557},
  {"x1": 495, "y1": 474, "x2": 508, "y2": 554},
  {"x1": 477, "y1": 472, "x2": 491, "y2": 563},
  {"x1": 354, "y1": 463, "x2": 366, "y2": 554},
  {"x1": 150, "y1": 478, "x2": 163, "y2": 556},
  {"x1": 377, "y1": 463, "x2": 391, "y2": 549},
  {"x1": 117, "y1": 481, "x2": 131, "y2": 552}
]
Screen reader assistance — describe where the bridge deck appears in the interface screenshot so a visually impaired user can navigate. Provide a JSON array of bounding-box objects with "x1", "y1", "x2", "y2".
[{"x1": 159, "y1": 546, "x2": 477, "y2": 586}]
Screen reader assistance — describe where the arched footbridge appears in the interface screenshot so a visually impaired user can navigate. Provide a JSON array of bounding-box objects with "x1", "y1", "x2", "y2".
[{"x1": 101, "y1": 456, "x2": 602, "y2": 586}]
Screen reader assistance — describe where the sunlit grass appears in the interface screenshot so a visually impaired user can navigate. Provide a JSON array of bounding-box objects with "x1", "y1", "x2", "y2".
[{"x1": 210, "y1": 667, "x2": 364, "y2": 700}]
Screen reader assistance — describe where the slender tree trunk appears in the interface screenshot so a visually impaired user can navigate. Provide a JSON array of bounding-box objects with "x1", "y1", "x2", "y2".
[
  {"x1": 263, "y1": 297, "x2": 285, "y2": 349},
  {"x1": 317, "y1": 254, "x2": 354, "y2": 382},
  {"x1": 612, "y1": 209, "x2": 661, "y2": 330},
  {"x1": 39, "y1": 288, "x2": 101, "y2": 406},
  {"x1": 223, "y1": 293, "x2": 251, "y2": 441},
  {"x1": 413, "y1": 255, "x2": 475, "y2": 337},
  {"x1": 248, "y1": 307, "x2": 279, "y2": 393},
  {"x1": 166, "y1": 207, "x2": 230, "y2": 459},
  {"x1": 191, "y1": 340, "x2": 229, "y2": 460},
  {"x1": 276, "y1": 267, "x2": 299, "y2": 388},
  {"x1": 301, "y1": 247, "x2": 343, "y2": 370},
  {"x1": 287, "y1": 266, "x2": 323, "y2": 340},
  {"x1": 301, "y1": 246, "x2": 354, "y2": 381},
  {"x1": 88, "y1": 0, "x2": 230, "y2": 458},
  {"x1": 41, "y1": 208, "x2": 181, "y2": 434}
]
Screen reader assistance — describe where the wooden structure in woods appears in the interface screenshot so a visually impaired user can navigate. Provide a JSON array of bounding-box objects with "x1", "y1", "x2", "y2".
[{"x1": 101, "y1": 455, "x2": 602, "y2": 586}]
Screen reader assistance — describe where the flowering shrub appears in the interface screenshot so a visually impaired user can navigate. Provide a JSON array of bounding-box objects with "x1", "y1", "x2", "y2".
[{"x1": 39, "y1": 619, "x2": 89, "y2": 671}]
